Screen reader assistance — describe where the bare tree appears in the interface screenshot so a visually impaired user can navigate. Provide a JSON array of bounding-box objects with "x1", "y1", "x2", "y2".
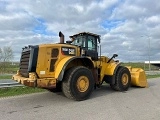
[
  {"x1": 1, "y1": 46, "x2": 13, "y2": 62},
  {"x1": 0, "y1": 46, "x2": 13, "y2": 73}
]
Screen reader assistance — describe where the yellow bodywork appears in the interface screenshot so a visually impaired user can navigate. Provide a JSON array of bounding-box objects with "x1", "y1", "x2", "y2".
[
  {"x1": 12, "y1": 70, "x2": 57, "y2": 88},
  {"x1": 93, "y1": 56, "x2": 148, "y2": 88},
  {"x1": 127, "y1": 67, "x2": 148, "y2": 87},
  {"x1": 12, "y1": 71, "x2": 37, "y2": 87},
  {"x1": 12, "y1": 44, "x2": 79, "y2": 89},
  {"x1": 54, "y1": 56, "x2": 73, "y2": 79},
  {"x1": 93, "y1": 56, "x2": 119, "y2": 82},
  {"x1": 12, "y1": 44, "x2": 148, "y2": 89}
]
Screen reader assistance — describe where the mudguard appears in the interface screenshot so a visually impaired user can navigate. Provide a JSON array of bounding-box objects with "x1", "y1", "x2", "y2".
[{"x1": 55, "y1": 56, "x2": 94, "y2": 81}]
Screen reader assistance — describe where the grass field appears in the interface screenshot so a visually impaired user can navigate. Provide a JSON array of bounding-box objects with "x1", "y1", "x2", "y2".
[
  {"x1": 0, "y1": 87, "x2": 46, "y2": 97},
  {"x1": 0, "y1": 62, "x2": 19, "y2": 74},
  {"x1": 0, "y1": 75, "x2": 12, "y2": 80},
  {"x1": 146, "y1": 74, "x2": 160, "y2": 79},
  {"x1": 122, "y1": 62, "x2": 159, "y2": 71}
]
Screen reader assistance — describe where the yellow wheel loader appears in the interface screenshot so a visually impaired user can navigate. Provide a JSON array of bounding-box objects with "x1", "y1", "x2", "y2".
[{"x1": 12, "y1": 31, "x2": 148, "y2": 101}]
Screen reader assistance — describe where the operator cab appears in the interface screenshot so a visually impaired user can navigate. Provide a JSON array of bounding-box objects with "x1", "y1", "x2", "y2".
[{"x1": 69, "y1": 32, "x2": 100, "y2": 61}]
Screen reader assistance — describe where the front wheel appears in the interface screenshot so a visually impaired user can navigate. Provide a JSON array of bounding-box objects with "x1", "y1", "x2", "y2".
[
  {"x1": 62, "y1": 66, "x2": 94, "y2": 101},
  {"x1": 110, "y1": 66, "x2": 131, "y2": 91}
]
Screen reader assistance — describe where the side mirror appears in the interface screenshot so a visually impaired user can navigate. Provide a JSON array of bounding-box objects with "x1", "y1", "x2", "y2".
[
  {"x1": 107, "y1": 54, "x2": 118, "y2": 63},
  {"x1": 113, "y1": 54, "x2": 118, "y2": 58}
]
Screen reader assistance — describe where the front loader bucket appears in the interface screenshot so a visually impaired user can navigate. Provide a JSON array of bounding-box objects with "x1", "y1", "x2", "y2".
[{"x1": 127, "y1": 67, "x2": 148, "y2": 88}]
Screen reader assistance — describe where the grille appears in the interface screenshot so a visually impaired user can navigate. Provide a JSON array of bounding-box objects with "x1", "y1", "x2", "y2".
[
  {"x1": 50, "y1": 59, "x2": 57, "y2": 72},
  {"x1": 19, "y1": 47, "x2": 31, "y2": 77},
  {"x1": 51, "y1": 49, "x2": 59, "y2": 57},
  {"x1": 50, "y1": 48, "x2": 59, "y2": 72}
]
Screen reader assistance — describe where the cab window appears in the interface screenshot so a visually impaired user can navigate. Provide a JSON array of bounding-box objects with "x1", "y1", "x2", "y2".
[
  {"x1": 88, "y1": 36, "x2": 96, "y2": 50},
  {"x1": 71, "y1": 36, "x2": 85, "y2": 47}
]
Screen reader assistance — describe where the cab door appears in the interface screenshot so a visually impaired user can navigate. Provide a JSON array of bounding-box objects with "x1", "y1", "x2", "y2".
[{"x1": 84, "y1": 35, "x2": 98, "y2": 60}]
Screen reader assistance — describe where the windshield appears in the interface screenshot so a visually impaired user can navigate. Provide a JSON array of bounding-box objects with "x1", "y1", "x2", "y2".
[{"x1": 71, "y1": 36, "x2": 85, "y2": 47}]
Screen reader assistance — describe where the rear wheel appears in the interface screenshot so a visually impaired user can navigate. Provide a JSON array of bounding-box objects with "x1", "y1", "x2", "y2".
[
  {"x1": 62, "y1": 66, "x2": 94, "y2": 101},
  {"x1": 110, "y1": 66, "x2": 131, "y2": 91}
]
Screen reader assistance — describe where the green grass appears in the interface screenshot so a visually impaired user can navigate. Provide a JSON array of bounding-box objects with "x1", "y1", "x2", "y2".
[
  {"x1": 122, "y1": 62, "x2": 159, "y2": 71},
  {"x1": 0, "y1": 87, "x2": 46, "y2": 97},
  {"x1": 0, "y1": 75, "x2": 12, "y2": 79},
  {"x1": 0, "y1": 62, "x2": 19, "y2": 74},
  {"x1": 122, "y1": 62, "x2": 144, "y2": 69},
  {"x1": 6, "y1": 67, "x2": 18, "y2": 73},
  {"x1": 146, "y1": 74, "x2": 160, "y2": 79}
]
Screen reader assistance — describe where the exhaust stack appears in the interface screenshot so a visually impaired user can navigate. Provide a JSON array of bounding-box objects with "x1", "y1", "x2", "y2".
[{"x1": 59, "y1": 31, "x2": 64, "y2": 43}]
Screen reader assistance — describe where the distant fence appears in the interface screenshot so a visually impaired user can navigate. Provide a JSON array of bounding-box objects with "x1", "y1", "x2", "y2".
[{"x1": 0, "y1": 82, "x2": 24, "y2": 88}]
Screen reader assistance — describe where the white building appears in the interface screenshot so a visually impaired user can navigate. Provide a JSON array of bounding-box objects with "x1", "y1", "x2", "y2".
[{"x1": 145, "y1": 61, "x2": 160, "y2": 67}]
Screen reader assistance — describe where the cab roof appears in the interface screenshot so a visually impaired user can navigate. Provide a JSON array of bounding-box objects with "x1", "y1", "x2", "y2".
[{"x1": 69, "y1": 32, "x2": 100, "y2": 38}]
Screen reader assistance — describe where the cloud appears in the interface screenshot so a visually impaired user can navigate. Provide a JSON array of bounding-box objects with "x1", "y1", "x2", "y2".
[{"x1": 0, "y1": 0, "x2": 160, "y2": 62}]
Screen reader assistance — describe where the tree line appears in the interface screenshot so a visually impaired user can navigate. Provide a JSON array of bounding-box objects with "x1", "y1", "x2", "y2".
[{"x1": 0, "y1": 46, "x2": 13, "y2": 73}]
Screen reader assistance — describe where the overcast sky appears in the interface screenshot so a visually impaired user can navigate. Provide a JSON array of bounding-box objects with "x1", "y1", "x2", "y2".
[{"x1": 0, "y1": 0, "x2": 160, "y2": 62}]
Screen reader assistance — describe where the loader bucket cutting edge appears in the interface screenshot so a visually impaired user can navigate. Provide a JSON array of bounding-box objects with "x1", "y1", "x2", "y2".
[{"x1": 127, "y1": 67, "x2": 148, "y2": 88}]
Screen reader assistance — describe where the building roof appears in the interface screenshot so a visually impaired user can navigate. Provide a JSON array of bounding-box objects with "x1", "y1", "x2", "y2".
[
  {"x1": 145, "y1": 61, "x2": 160, "y2": 67},
  {"x1": 145, "y1": 61, "x2": 160, "y2": 64}
]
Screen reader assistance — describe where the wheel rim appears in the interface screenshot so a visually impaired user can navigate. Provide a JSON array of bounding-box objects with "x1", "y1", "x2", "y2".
[
  {"x1": 121, "y1": 73, "x2": 128, "y2": 85},
  {"x1": 77, "y1": 76, "x2": 89, "y2": 92}
]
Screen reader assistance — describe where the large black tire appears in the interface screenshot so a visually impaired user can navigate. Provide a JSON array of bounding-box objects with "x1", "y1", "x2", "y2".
[
  {"x1": 62, "y1": 66, "x2": 94, "y2": 101},
  {"x1": 110, "y1": 66, "x2": 131, "y2": 91}
]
